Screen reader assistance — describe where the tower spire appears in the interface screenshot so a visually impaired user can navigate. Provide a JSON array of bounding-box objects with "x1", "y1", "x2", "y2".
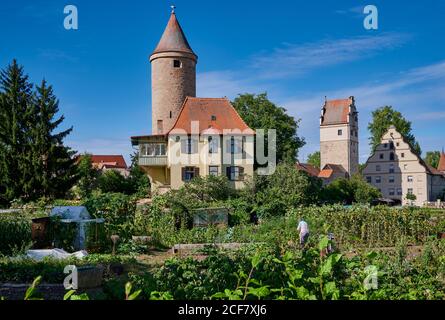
[{"x1": 151, "y1": 7, "x2": 196, "y2": 57}]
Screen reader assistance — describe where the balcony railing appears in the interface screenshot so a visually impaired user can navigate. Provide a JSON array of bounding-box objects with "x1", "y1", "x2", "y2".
[{"x1": 139, "y1": 156, "x2": 167, "y2": 167}]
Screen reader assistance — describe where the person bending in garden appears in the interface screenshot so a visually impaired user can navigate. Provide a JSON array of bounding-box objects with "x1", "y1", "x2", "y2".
[{"x1": 297, "y1": 219, "x2": 310, "y2": 249}]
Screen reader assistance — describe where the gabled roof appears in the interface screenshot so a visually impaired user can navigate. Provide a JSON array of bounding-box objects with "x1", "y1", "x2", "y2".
[
  {"x1": 364, "y1": 126, "x2": 445, "y2": 177},
  {"x1": 295, "y1": 162, "x2": 320, "y2": 177},
  {"x1": 320, "y1": 97, "x2": 355, "y2": 126},
  {"x1": 152, "y1": 12, "x2": 196, "y2": 57},
  {"x1": 169, "y1": 97, "x2": 255, "y2": 135},
  {"x1": 318, "y1": 164, "x2": 347, "y2": 179},
  {"x1": 90, "y1": 155, "x2": 128, "y2": 169},
  {"x1": 438, "y1": 151, "x2": 445, "y2": 172}
]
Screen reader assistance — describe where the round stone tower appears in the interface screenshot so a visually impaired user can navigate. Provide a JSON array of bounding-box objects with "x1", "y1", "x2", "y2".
[{"x1": 150, "y1": 9, "x2": 198, "y2": 135}]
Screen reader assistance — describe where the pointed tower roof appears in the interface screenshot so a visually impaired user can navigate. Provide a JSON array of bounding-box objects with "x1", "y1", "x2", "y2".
[
  {"x1": 438, "y1": 150, "x2": 445, "y2": 172},
  {"x1": 152, "y1": 11, "x2": 196, "y2": 57}
]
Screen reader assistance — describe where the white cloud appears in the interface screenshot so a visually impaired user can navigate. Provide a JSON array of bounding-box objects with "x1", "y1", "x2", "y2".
[
  {"x1": 281, "y1": 60, "x2": 445, "y2": 161},
  {"x1": 414, "y1": 111, "x2": 445, "y2": 121},
  {"x1": 249, "y1": 33, "x2": 410, "y2": 79}
]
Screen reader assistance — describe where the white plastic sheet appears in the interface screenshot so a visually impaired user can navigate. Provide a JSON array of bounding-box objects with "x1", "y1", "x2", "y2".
[{"x1": 26, "y1": 249, "x2": 88, "y2": 261}]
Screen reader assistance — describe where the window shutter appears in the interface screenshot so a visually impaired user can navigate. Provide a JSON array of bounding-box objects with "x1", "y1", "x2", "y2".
[
  {"x1": 239, "y1": 167, "x2": 245, "y2": 180},
  {"x1": 194, "y1": 167, "x2": 200, "y2": 177},
  {"x1": 181, "y1": 167, "x2": 186, "y2": 181}
]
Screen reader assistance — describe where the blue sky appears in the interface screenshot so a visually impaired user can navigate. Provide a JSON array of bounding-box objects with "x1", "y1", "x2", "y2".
[{"x1": 1, "y1": 0, "x2": 444, "y2": 164}]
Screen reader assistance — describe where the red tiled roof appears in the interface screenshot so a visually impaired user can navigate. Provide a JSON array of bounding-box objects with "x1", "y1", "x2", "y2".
[
  {"x1": 320, "y1": 97, "x2": 354, "y2": 126},
  {"x1": 438, "y1": 152, "x2": 445, "y2": 172},
  {"x1": 295, "y1": 162, "x2": 320, "y2": 177},
  {"x1": 318, "y1": 164, "x2": 347, "y2": 179},
  {"x1": 169, "y1": 97, "x2": 255, "y2": 135},
  {"x1": 318, "y1": 169, "x2": 334, "y2": 179},
  {"x1": 152, "y1": 12, "x2": 196, "y2": 57},
  {"x1": 90, "y1": 155, "x2": 128, "y2": 169}
]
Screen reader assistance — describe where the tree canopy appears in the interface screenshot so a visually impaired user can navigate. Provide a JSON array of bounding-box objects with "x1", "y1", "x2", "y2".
[
  {"x1": 306, "y1": 151, "x2": 321, "y2": 169},
  {"x1": 0, "y1": 60, "x2": 77, "y2": 205},
  {"x1": 424, "y1": 151, "x2": 441, "y2": 169},
  {"x1": 232, "y1": 93, "x2": 305, "y2": 164},
  {"x1": 368, "y1": 106, "x2": 421, "y2": 155}
]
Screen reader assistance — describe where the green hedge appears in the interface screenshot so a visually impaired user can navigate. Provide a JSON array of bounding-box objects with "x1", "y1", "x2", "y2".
[{"x1": 0, "y1": 216, "x2": 32, "y2": 256}]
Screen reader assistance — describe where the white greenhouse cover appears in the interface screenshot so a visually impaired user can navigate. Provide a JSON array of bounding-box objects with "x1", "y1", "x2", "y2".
[
  {"x1": 50, "y1": 206, "x2": 91, "y2": 221},
  {"x1": 26, "y1": 249, "x2": 88, "y2": 261}
]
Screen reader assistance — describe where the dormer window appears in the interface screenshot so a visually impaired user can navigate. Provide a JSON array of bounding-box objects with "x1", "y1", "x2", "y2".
[{"x1": 173, "y1": 60, "x2": 182, "y2": 68}]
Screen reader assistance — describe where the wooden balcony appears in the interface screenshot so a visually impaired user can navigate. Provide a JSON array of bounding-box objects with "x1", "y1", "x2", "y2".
[{"x1": 139, "y1": 156, "x2": 168, "y2": 167}]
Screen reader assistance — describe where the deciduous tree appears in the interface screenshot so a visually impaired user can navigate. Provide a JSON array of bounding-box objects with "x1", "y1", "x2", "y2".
[
  {"x1": 232, "y1": 93, "x2": 305, "y2": 163},
  {"x1": 368, "y1": 106, "x2": 421, "y2": 155}
]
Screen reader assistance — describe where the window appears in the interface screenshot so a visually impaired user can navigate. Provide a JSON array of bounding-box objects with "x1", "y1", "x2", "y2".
[
  {"x1": 140, "y1": 143, "x2": 166, "y2": 157},
  {"x1": 181, "y1": 137, "x2": 198, "y2": 154},
  {"x1": 384, "y1": 143, "x2": 388, "y2": 149},
  {"x1": 379, "y1": 154, "x2": 384, "y2": 160},
  {"x1": 407, "y1": 176, "x2": 413, "y2": 182},
  {"x1": 389, "y1": 176, "x2": 395, "y2": 183},
  {"x1": 401, "y1": 153, "x2": 405, "y2": 158},
  {"x1": 376, "y1": 165, "x2": 381, "y2": 172},
  {"x1": 173, "y1": 60, "x2": 181, "y2": 68},
  {"x1": 389, "y1": 188, "x2": 395, "y2": 196},
  {"x1": 407, "y1": 188, "x2": 414, "y2": 195},
  {"x1": 366, "y1": 176, "x2": 372, "y2": 183},
  {"x1": 390, "y1": 152, "x2": 395, "y2": 161},
  {"x1": 228, "y1": 137, "x2": 242, "y2": 154},
  {"x1": 389, "y1": 164, "x2": 395, "y2": 173},
  {"x1": 227, "y1": 166, "x2": 244, "y2": 181},
  {"x1": 209, "y1": 166, "x2": 219, "y2": 176},
  {"x1": 211, "y1": 115, "x2": 217, "y2": 121},
  {"x1": 396, "y1": 142, "x2": 400, "y2": 147},
  {"x1": 376, "y1": 176, "x2": 382, "y2": 184},
  {"x1": 182, "y1": 167, "x2": 199, "y2": 182},
  {"x1": 338, "y1": 129, "x2": 343, "y2": 136},
  {"x1": 404, "y1": 164, "x2": 408, "y2": 170},
  {"x1": 389, "y1": 142, "x2": 395, "y2": 150},
  {"x1": 169, "y1": 111, "x2": 173, "y2": 119},
  {"x1": 208, "y1": 136, "x2": 218, "y2": 154},
  {"x1": 155, "y1": 144, "x2": 166, "y2": 156},
  {"x1": 397, "y1": 188, "x2": 403, "y2": 196}
]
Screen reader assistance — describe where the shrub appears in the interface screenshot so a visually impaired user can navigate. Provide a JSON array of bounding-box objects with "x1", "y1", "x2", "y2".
[
  {"x1": 253, "y1": 163, "x2": 322, "y2": 217},
  {"x1": 0, "y1": 216, "x2": 32, "y2": 256},
  {"x1": 84, "y1": 193, "x2": 136, "y2": 240}
]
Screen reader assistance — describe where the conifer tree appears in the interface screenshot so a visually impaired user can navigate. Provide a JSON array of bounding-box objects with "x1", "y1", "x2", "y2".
[
  {"x1": 0, "y1": 60, "x2": 34, "y2": 205},
  {"x1": 0, "y1": 60, "x2": 77, "y2": 205},
  {"x1": 31, "y1": 80, "x2": 78, "y2": 199}
]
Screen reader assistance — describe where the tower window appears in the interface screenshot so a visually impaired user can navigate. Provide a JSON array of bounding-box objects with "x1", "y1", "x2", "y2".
[
  {"x1": 170, "y1": 111, "x2": 172, "y2": 119},
  {"x1": 173, "y1": 60, "x2": 182, "y2": 68},
  {"x1": 211, "y1": 115, "x2": 216, "y2": 121},
  {"x1": 338, "y1": 129, "x2": 343, "y2": 136}
]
